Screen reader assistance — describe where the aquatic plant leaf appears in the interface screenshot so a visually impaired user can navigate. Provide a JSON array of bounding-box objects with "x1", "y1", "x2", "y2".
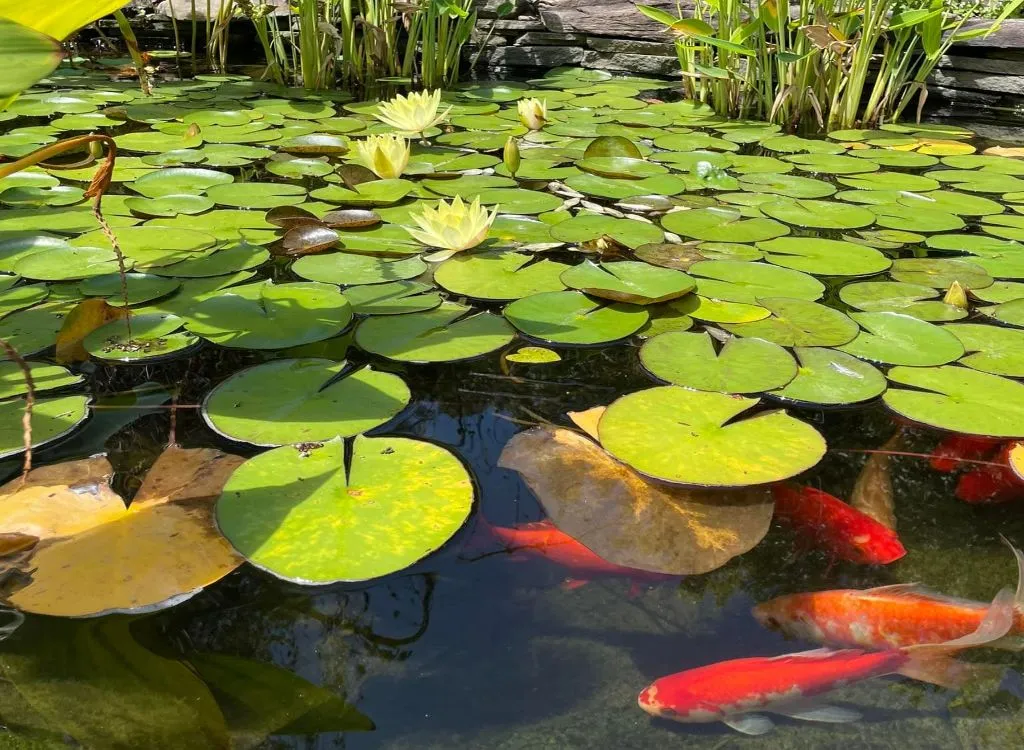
[
  {"x1": 504, "y1": 290, "x2": 649, "y2": 345},
  {"x1": 123, "y1": 193, "x2": 215, "y2": 217},
  {"x1": 14, "y1": 246, "x2": 121, "y2": 281},
  {"x1": 884, "y1": 366, "x2": 1024, "y2": 438},
  {"x1": 0, "y1": 18, "x2": 61, "y2": 97},
  {"x1": 505, "y1": 346, "x2": 561, "y2": 364},
  {"x1": 0, "y1": 447, "x2": 244, "y2": 615},
  {"x1": 598, "y1": 386, "x2": 826, "y2": 487},
  {"x1": 897, "y1": 189, "x2": 1003, "y2": 217},
  {"x1": 640, "y1": 330, "x2": 796, "y2": 394},
  {"x1": 768, "y1": 347, "x2": 886, "y2": 405},
  {"x1": 868, "y1": 202, "x2": 965, "y2": 232},
  {"x1": 944, "y1": 323, "x2": 1024, "y2": 378},
  {"x1": 723, "y1": 297, "x2": 858, "y2": 347},
  {"x1": 757, "y1": 237, "x2": 889, "y2": 276},
  {"x1": 293, "y1": 251, "x2": 426, "y2": 286},
  {"x1": 661, "y1": 207, "x2": 789, "y2": 243},
  {"x1": 0, "y1": 282, "x2": 47, "y2": 317},
  {"x1": 79, "y1": 272, "x2": 180, "y2": 306},
  {"x1": 216, "y1": 436, "x2": 473, "y2": 584},
  {"x1": 981, "y1": 298, "x2": 1024, "y2": 327},
  {"x1": 738, "y1": 173, "x2": 836, "y2": 199},
  {"x1": 674, "y1": 295, "x2": 769, "y2": 323},
  {"x1": 549, "y1": 213, "x2": 664, "y2": 249},
  {"x1": 560, "y1": 260, "x2": 694, "y2": 305},
  {"x1": 341, "y1": 280, "x2": 441, "y2": 315},
  {"x1": 0, "y1": 394, "x2": 89, "y2": 460},
  {"x1": 203, "y1": 359, "x2": 410, "y2": 446},
  {"x1": 760, "y1": 198, "x2": 875, "y2": 230},
  {"x1": 890, "y1": 258, "x2": 993, "y2": 290},
  {"x1": 54, "y1": 298, "x2": 129, "y2": 364},
  {"x1": 837, "y1": 312, "x2": 964, "y2": 366},
  {"x1": 576, "y1": 156, "x2": 668, "y2": 179},
  {"x1": 583, "y1": 135, "x2": 643, "y2": 159},
  {"x1": 434, "y1": 250, "x2": 568, "y2": 301},
  {"x1": 158, "y1": 243, "x2": 270, "y2": 277},
  {"x1": 498, "y1": 426, "x2": 773, "y2": 574},
  {"x1": 689, "y1": 260, "x2": 824, "y2": 302},
  {"x1": 83, "y1": 313, "x2": 199, "y2": 363},
  {"x1": 356, "y1": 301, "x2": 514, "y2": 362},
  {"x1": 0, "y1": 361, "x2": 81, "y2": 400}
]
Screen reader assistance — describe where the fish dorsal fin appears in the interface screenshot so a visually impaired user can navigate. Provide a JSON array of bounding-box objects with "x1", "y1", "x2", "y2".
[
  {"x1": 766, "y1": 648, "x2": 853, "y2": 662},
  {"x1": 723, "y1": 713, "x2": 775, "y2": 736},
  {"x1": 864, "y1": 582, "x2": 939, "y2": 599}
]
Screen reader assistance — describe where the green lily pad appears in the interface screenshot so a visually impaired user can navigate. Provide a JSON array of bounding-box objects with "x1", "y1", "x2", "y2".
[
  {"x1": 757, "y1": 238, "x2": 890, "y2": 276},
  {"x1": 476, "y1": 188, "x2": 564, "y2": 215},
  {"x1": 760, "y1": 198, "x2": 875, "y2": 230},
  {"x1": 489, "y1": 216, "x2": 556, "y2": 245},
  {"x1": 123, "y1": 194, "x2": 215, "y2": 217},
  {"x1": 0, "y1": 394, "x2": 90, "y2": 460},
  {"x1": 83, "y1": 313, "x2": 200, "y2": 363},
  {"x1": 760, "y1": 135, "x2": 844, "y2": 154},
  {"x1": 157, "y1": 242, "x2": 270, "y2": 278},
  {"x1": 203, "y1": 359, "x2": 410, "y2": 446},
  {"x1": 675, "y1": 295, "x2": 770, "y2": 324},
  {"x1": 689, "y1": 260, "x2": 824, "y2": 303},
  {"x1": 782, "y1": 153, "x2": 878, "y2": 175},
  {"x1": 266, "y1": 155, "x2": 335, "y2": 179},
  {"x1": 890, "y1": 258, "x2": 993, "y2": 289},
  {"x1": 355, "y1": 301, "x2": 514, "y2": 362},
  {"x1": 206, "y1": 182, "x2": 307, "y2": 209},
  {"x1": 548, "y1": 213, "x2": 664, "y2": 249},
  {"x1": 0, "y1": 283, "x2": 48, "y2": 317},
  {"x1": 130, "y1": 168, "x2": 234, "y2": 198},
  {"x1": 14, "y1": 246, "x2": 121, "y2": 281},
  {"x1": 505, "y1": 346, "x2": 561, "y2": 364},
  {"x1": 575, "y1": 156, "x2": 668, "y2": 179},
  {"x1": 883, "y1": 365, "x2": 1024, "y2": 438},
  {"x1": 80, "y1": 273, "x2": 180, "y2": 306},
  {"x1": 0, "y1": 360, "x2": 82, "y2": 399},
  {"x1": 896, "y1": 189, "x2": 1004, "y2": 217},
  {"x1": 970, "y1": 280, "x2": 1024, "y2": 304},
  {"x1": 560, "y1": 260, "x2": 694, "y2": 305},
  {"x1": 723, "y1": 297, "x2": 859, "y2": 347},
  {"x1": 598, "y1": 386, "x2": 826, "y2": 487},
  {"x1": 342, "y1": 280, "x2": 442, "y2": 315},
  {"x1": 216, "y1": 436, "x2": 473, "y2": 583},
  {"x1": 185, "y1": 280, "x2": 353, "y2": 349},
  {"x1": 640, "y1": 331, "x2": 796, "y2": 394},
  {"x1": 837, "y1": 171, "x2": 940, "y2": 192},
  {"x1": 836, "y1": 311, "x2": 964, "y2": 366},
  {"x1": 563, "y1": 173, "x2": 687, "y2": 200},
  {"x1": 848, "y1": 149, "x2": 939, "y2": 168},
  {"x1": 931, "y1": 169, "x2": 1024, "y2": 194},
  {"x1": 422, "y1": 176, "x2": 516, "y2": 197},
  {"x1": 981, "y1": 214, "x2": 1024, "y2": 242},
  {"x1": 503, "y1": 290, "x2": 648, "y2": 345},
  {"x1": 768, "y1": 347, "x2": 886, "y2": 406},
  {"x1": 946, "y1": 323, "x2": 1024, "y2": 377},
  {"x1": 868, "y1": 203, "x2": 965, "y2": 232},
  {"x1": 434, "y1": 251, "x2": 568, "y2": 301},
  {"x1": 0, "y1": 185, "x2": 84, "y2": 208},
  {"x1": 940, "y1": 154, "x2": 1024, "y2": 174},
  {"x1": 661, "y1": 207, "x2": 789, "y2": 243},
  {"x1": 838, "y1": 281, "x2": 956, "y2": 320},
  {"x1": 293, "y1": 252, "x2": 426, "y2": 286},
  {"x1": 0, "y1": 299, "x2": 73, "y2": 358},
  {"x1": 981, "y1": 298, "x2": 1024, "y2": 327},
  {"x1": 738, "y1": 173, "x2": 836, "y2": 199}
]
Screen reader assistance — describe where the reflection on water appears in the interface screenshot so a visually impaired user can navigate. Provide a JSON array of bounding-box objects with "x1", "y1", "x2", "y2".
[{"x1": 1, "y1": 344, "x2": 1023, "y2": 748}]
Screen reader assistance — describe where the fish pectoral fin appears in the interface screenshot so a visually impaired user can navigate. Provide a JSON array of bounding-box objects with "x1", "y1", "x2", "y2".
[
  {"x1": 770, "y1": 701, "x2": 862, "y2": 724},
  {"x1": 722, "y1": 713, "x2": 775, "y2": 735}
]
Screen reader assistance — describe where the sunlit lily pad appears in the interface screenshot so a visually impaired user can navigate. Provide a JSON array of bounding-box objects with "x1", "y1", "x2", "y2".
[
  {"x1": 661, "y1": 207, "x2": 789, "y2": 243},
  {"x1": 356, "y1": 301, "x2": 514, "y2": 362},
  {"x1": 576, "y1": 156, "x2": 668, "y2": 179},
  {"x1": 83, "y1": 313, "x2": 200, "y2": 363},
  {"x1": 503, "y1": 290, "x2": 648, "y2": 345},
  {"x1": 549, "y1": 213, "x2": 664, "y2": 249},
  {"x1": 896, "y1": 189, "x2": 1004, "y2": 217},
  {"x1": 980, "y1": 298, "x2": 1024, "y2": 327},
  {"x1": 203, "y1": 359, "x2": 409, "y2": 446},
  {"x1": 768, "y1": 347, "x2": 886, "y2": 406},
  {"x1": 476, "y1": 187, "x2": 564, "y2": 215},
  {"x1": 0, "y1": 299, "x2": 73, "y2": 358},
  {"x1": 868, "y1": 203, "x2": 965, "y2": 232},
  {"x1": 889, "y1": 258, "x2": 993, "y2": 289},
  {"x1": 342, "y1": 280, "x2": 441, "y2": 315},
  {"x1": 311, "y1": 179, "x2": 415, "y2": 206},
  {"x1": 723, "y1": 297, "x2": 858, "y2": 347},
  {"x1": 641, "y1": 331, "x2": 796, "y2": 394},
  {"x1": 80, "y1": 273, "x2": 180, "y2": 306},
  {"x1": 564, "y1": 173, "x2": 687, "y2": 200},
  {"x1": 946, "y1": 323, "x2": 1024, "y2": 377},
  {"x1": 130, "y1": 167, "x2": 234, "y2": 198},
  {"x1": 0, "y1": 394, "x2": 90, "y2": 460},
  {"x1": 836, "y1": 312, "x2": 964, "y2": 366},
  {"x1": 760, "y1": 198, "x2": 875, "y2": 230},
  {"x1": 560, "y1": 260, "x2": 694, "y2": 304},
  {"x1": 123, "y1": 193, "x2": 215, "y2": 217},
  {"x1": 0, "y1": 283, "x2": 47, "y2": 317},
  {"x1": 505, "y1": 346, "x2": 561, "y2": 364},
  {"x1": 883, "y1": 365, "x2": 1024, "y2": 438},
  {"x1": 14, "y1": 246, "x2": 121, "y2": 281},
  {"x1": 757, "y1": 238, "x2": 890, "y2": 276},
  {"x1": 434, "y1": 251, "x2": 568, "y2": 301},
  {"x1": 293, "y1": 251, "x2": 426, "y2": 286},
  {"x1": 0, "y1": 361, "x2": 82, "y2": 399},
  {"x1": 598, "y1": 386, "x2": 826, "y2": 487},
  {"x1": 498, "y1": 426, "x2": 774, "y2": 574},
  {"x1": 216, "y1": 436, "x2": 472, "y2": 584},
  {"x1": 782, "y1": 153, "x2": 878, "y2": 175},
  {"x1": 157, "y1": 242, "x2": 270, "y2": 278},
  {"x1": 689, "y1": 260, "x2": 824, "y2": 302}
]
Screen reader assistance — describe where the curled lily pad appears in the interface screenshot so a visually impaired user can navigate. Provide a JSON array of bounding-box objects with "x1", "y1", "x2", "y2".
[
  {"x1": 203, "y1": 359, "x2": 410, "y2": 446},
  {"x1": 661, "y1": 207, "x2": 789, "y2": 243},
  {"x1": 640, "y1": 331, "x2": 796, "y2": 394},
  {"x1": 216, "y1": 436, "x2": 473, "y2": 584},
  {"x1": 433, "y1": 250, "x2": 568, "y2": 301},
  {"x1": 278, "y1": 226, "x2": 340, "y2": 256},
  {"x1": 498, "y1": 426, "x2": 774, "y2": 575},
  {"x1": 356, "y1": 302, "x2": 514, "y2": 362},
  {"x1": 946, "y1": 323, "x2": 1024, "y2": 377},
  {"x1": 0, "y1": 395, "x2": 90, "y2": 460},
  {"x1": 560, "y1": 260, "x2": 694, "y2": 305},
  {"x1": 837, "y1": 312, "x2": 964, "y2": 366},
  {"x1": 723, "y1": 297, "x2": 859, "y2": 347},
  {"x1": 768, "y1": 347, "x2": 886, "y2": 406},
  {"x1": 598, "y1": 386, "x2": 826, "y2": 487},
  {"x1": 883, "y1": 365, "x2": 1024, "y2": 438},
  {"x1": 504, "y1": 290, "x2": 648, "y2": 345},
  {"x1": 757, "y1": 238, "x2": 890, "y2": 276}
]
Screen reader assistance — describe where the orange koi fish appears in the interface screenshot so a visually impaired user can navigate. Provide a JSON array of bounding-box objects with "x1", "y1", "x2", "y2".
[
  {"x1": 772, "y1": 484, "x2": 906, "y2": 565},
  {"x1": 754, "y1": 543, "x2": 1024, "y2": 651},
  {"x1": 639, "y1": 588, "x2": 1014, "y2": 736},
  {"x1": 470, "y1": 516, "x2": 676, "y2": 592},
  {"x1": 956, "y1": 444, "x2": 1024, "y2": 504},
  {"x1": 930, "y1": 435, "x2": 1002, "y2": 473}
]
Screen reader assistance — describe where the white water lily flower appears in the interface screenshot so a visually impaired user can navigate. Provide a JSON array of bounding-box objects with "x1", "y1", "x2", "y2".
[
  {"x1": 406, "y1": 196, "x2": 498, "y2": 262},
  {"x1": 517, "y1": 98, "x2": 547, "y2": 131},
  {"x1": 351, "y1": 134, "x2": 410, "y2": 179},
  {"x1": 375, "y1": 89, "x2": 452, "y2": 135}
]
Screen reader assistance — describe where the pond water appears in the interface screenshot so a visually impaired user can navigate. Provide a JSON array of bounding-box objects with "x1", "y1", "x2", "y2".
[{"x1": 2, "y1": 65, "x2": 1024, "y2": 748}]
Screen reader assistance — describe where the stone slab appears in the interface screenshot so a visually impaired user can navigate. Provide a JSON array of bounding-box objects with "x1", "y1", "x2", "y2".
[
  {"x1": 957, "y1": 18, "x2": 1024, "y2": 49},
  {"x1": 587, "y1": 37, "x2": 676, "y2": 56},
  {"x1": 475, "y1": 44, "x2": 586, "y2": 67},
  {"x1": 931, "y1": 69, "x2": 1024, "y2": 96},
  {"x1": 580, "y1": 50, "x2": 679, "y2": 77},
  {"x1": 516, "y1": 31, "x2": 587, "y2": 45},
  {"x1": 537, "y1": 0, "x2": 679, "y2": 39}
]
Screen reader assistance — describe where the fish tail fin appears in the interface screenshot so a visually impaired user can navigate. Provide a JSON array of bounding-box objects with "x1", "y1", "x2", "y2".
[
  {"x1": 899, "y1": 586, "x2": 1016, "y2": 688},
  {"x1": 459, "y1": 512, "x2": 500, "y2": 560},
  {"x1": 997, "y1": 535, "x2": 1024, "y2": 610}
]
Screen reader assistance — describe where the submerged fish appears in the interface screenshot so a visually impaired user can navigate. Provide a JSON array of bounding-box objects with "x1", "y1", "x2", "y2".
[
  {"x1": 956, "y1": 444, "x2": 1024, "y2": 505},
  {"x1": 930, "y1": 435, "x2": 1002, "y2": 473},
  {"x1": 639, "y1": 588, "x2": 1015, "y2": 735},
  {"x1": 469, "y1": 516, "x2": 675, "y2": 592},
  {"x1": 849, "y1": 430, "x2": 904, "y2": 530},
  {"x1": 754, "y1": 543, "x2": 1024, "y2": 651},
  {"x1": 771, "y1": 484, "x2": 906, "y2": 565}
]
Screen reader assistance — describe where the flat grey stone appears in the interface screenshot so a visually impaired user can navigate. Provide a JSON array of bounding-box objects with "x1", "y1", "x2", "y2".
[
  {"x1": 581, "y1": 50, "x2": 679, "y2": 76},
  {"x1": 474, "y1": 44, "x2": 586, "y2": 67},
  {"x1": 931, "y1": 69, "x2": 1024, "y2": 96},
  {"x1": 516, "y1": 31, "x2": 587, "y2": 45},
  {"x1": 538, "y1": 0, "x2": 680, "y2": 39},
  {"x1": 491, "y1": 19, "x2": 548, "y2": 32},
  {"x1": 937, "y1": 54, "x2": 1024, "y2": 76},
  {"x1": 957, "y1": 18, "x2": 1024, "y2": 48},
  {"x1": 587, "y1": 37, "x2": 676, "y2": 56}
]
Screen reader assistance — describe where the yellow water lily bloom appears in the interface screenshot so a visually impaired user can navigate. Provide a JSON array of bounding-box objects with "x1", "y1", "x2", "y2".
[
  {"x1": 517, "y1": 98, "x2": 547, "y2": 131},
  {"x1": 943, "y1": 280, "x2": 969, "y2": 310},
  {"x1": 406, "y1": 196, "x2": 498, "y2": 262},
  {"x1": 375, "y1": 89, "x2": 452, "y2": 135},
  {"x1": 351, "y1": 134, "x2": 410, "y2": 179}
]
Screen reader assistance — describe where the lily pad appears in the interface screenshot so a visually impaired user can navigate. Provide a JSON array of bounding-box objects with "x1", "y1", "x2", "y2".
[
  {"x1": 598, "y1": 386, "x2": 826, "y2": 487},
  {"x1": 0, "y1": 394, "x2": 90, "y2": 460},
  {"x1": 130, "y1": 167, "x2": 234, "y2": 198},
  {"x1": 505, "y1": 346, "x2": 561, "y2": 364},
  {"x1": 738, "y1": 173, "x2": 836, "y2": 199},
  {"x1": 82, "y1": 313, "x2": 200, "y2": 363},
  {"x1": 689, "y1": 260, "x2": 824, "y2": 303},
  {"x1": 14, "y1": 246, "x2": 121, "y2": 281},
  {"x1": 434, "y1": 251, "x2": 568, "y2": 301},
  {"x1": 768, "y1": 347, "x2": 886, "y2": 406},
  {"x1": 946, "y1": 323, "x2": 1024, "y2": 377},
  {"x1": 757, "y1": 237, "x2": 890, "y2": 276},
  {"x1": 640, "y1": 331, "x2": 796, "y2": 394},
  {"x1": 576, "y1": 156, "x2": 668, "y2": 179},
  {"x1": 837, "y1": 312, "x2": 964, "y2": 366},
  {"x1": 293, "y1": 252, "x2": 426, "y2": 286},
  {"x1": 157, "y1": 243, "x2": 270, "y2": 278},
  {"x1": 661, "y1": 207, "x2": 789, "y2": 243},
  {"x1": 760, "y1": 198, "x2": 875, "y2": 230},
  {"x1": 0, "y1": 361, "x2": 82, "y2": 399},
  {"x1": 203, "y1": 359, "x2": 409, "y2": 446},
  {"x1": 868, "y1": 203, "x2": 965, "y2": 232},
  {"x1": 503, "y1": 290, "x2": 648, "y2": 345},
  {"x1": 549, "y1": 213, "x2": 664, "y2": 249},
  {"x1": 560, "y1": 260, "x2": 694, "y2": 304},
  {"x1": 123, "y1": 194, "x2": 215, "y2": 217},
  {"x1": 890, "y1": 258, "x2": 993, "y2": 289},
  {"x1": 356, "y1": 302, "x2": 514, "y2": 362},
  {"x1": 723, "y1": 297, "x2": 859, "y2": 347},
  {"x1": 981, "y1": 298, "x2": 1024, "y2": 327},
  {"x1": 216, "y1": 436, "x2": 473, "y2": 584},
  {"x1": 342, "y1": 280, "x2": 441, "y2": 315},
  {"x1": 80, "y1": 273, "x2": 180, "y2": 306}
]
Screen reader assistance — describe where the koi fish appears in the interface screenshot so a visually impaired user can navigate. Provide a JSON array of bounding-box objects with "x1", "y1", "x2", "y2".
[
  {"x1": 753, "y1": 543, "x2": 1024, "y2": 651},
  {"x1": 956, "y1": 444, "x2": 1024, "y2": 504},
  {"x1": 639, "y1": 588, "x2": 1015, "y2": 735},
  {"x1": 849, "y1": 430, "x2": 904, "y2": 530},
  {"x1": 469, "y1": 516, "x2": 675, "y2": 593},
  {"x1": 771, "y1": 484, "x2": 906, "y2": 565},
  {"x1": 930, "y1": 435, "x2": 1002, "y2": 473}
]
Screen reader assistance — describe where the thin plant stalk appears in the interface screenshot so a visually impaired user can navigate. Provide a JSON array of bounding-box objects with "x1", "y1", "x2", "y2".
[{"x1": 112, "y1": 10, "x2": 152, "y2": 95}]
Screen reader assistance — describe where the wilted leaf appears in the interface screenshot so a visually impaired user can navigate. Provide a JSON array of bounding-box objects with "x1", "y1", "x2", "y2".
[
  {"x1": 265, "y1": 205, "x2": 320, "y2": 228},
  {"x1": 54, "y1": 298, "x2": 129, "y2": 364},
  {"x1": 498, "y1": 426, "x2": 774, "y2": 574},
  {"x1": 567, "y1": 406, "x2": 605, "y2": 440},
  {"x1": 0, "y1": 447, "x2": 244, "y2": 616},
  {"x1": 277, "y1": 225, "x2": 340, "y2": 256},
  {"x1": 322, "y1": 209, "x2": 382, "y2": 228}
]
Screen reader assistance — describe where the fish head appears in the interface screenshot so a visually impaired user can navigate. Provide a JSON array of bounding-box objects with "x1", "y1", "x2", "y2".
[
  {"x1": 751, "y1": 598, "x2": 789, "y2": 631},
  {"x1": 638, "y1": 681, "x2": 716, "y2": 723},
  {"x1": 849, "y1": 528, "x2": 906, "y2": 565},
  {"x1": 753, "y1": 596, "x2": 829, "y2": 643}
]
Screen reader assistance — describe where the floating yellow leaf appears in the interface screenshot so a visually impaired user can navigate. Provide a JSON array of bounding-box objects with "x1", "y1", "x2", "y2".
[
  {"x1": 54, "y1": 298, "x2": 128, "y2": 364},
  {"x1": 0, "y1": 446, "x2": 244, "y2": 617}
]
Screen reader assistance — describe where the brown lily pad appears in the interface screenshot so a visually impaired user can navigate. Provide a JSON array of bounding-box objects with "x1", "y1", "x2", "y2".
[
  {"x1": 277, "y1": 225, "x2": 341, "y2": 256},
  {"x1": 265, "y1": 205, "x2": 320, "y2": 229},
  {"x1": 322, "y1": 209, "x2": 382, "y2": 229}
]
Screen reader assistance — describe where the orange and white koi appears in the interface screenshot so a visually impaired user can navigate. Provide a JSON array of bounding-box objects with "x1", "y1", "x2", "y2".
[
  {"x1": 639, "y1": 588, "x2": 1015, "y2": 735},
  {"x1": 754, "y1": 543, "x2": 1024, "y2": 651}
]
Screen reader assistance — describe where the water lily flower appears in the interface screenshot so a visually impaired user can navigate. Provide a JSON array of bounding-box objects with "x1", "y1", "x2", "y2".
[
  {"x1": 943, "y1": 280, "x2": 969, "y2": 310},
  {"x1": 375, "y1": 89, "x2": 451, "y2": 136},
  {"x1": 351, "y1": 134, "x2": 410, "y2": 179},
  {"x1": 406, "y1": 196, "x2": 498, "y2": 262},
  {"x1": 517, "y1": 98, "x2": 547, "y2": 131},
  {"x1": 503, "y1": 136, "x2": 521, "y2": 177}
]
